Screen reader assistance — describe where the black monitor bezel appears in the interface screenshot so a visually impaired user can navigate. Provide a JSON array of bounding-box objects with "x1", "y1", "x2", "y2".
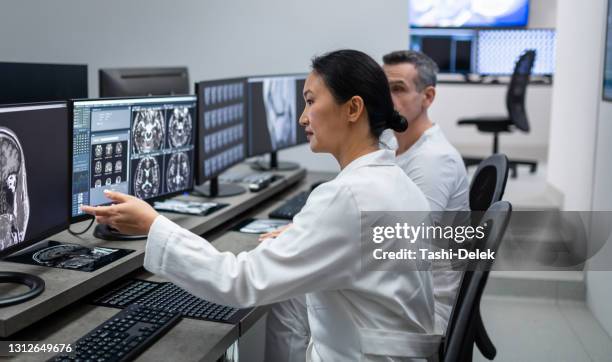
[
  {"x1": 246, "y1": 72, "x2": 308, "y2": 158},
  {"x1": 195, "y1": 77, "x2": 249, "y2": 185},
  {"x1": 69, "y1": 95, "x2": 198, "y2": 223},
  {"x1": 0, "y1": 101, "x2": 71, "y2": 259}
]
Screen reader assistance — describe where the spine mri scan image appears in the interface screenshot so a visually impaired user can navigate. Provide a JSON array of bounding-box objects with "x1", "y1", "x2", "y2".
[
  {"x1": 132, "y1": 108, "x2": 165, "y2": 154},
  {"x1": 263, "y1": 78, "x2": 296, "y2": 150},
  {"x1": 0, "y1": 127, "x2": 29, "y2": 249}
]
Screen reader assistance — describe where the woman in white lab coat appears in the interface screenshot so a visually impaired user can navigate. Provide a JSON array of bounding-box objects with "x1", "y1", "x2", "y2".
[{"x1": 82, "y1": 49, "x2": 440, "y2": 361}]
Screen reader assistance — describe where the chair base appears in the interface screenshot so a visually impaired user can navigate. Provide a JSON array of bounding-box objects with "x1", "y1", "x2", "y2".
[{"x1": 463, "y1": 156, "x2": 537, "y2": 178}]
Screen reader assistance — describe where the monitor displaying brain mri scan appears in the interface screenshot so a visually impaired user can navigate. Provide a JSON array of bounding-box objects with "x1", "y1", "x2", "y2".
[
  {"x1": 71, "y1": 96, "x2": 196, "y2": 219},
  {"x1": 0, "y1": 127, "x2": 29, "y2": 250},
  {"x1": 0, "y1": 103, "x2": 70, "y2": 256}
]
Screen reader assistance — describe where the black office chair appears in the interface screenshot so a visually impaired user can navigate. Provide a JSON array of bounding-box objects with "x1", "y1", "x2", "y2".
[
  {"x1": 442, "y1": 201, "x2": 513, "y2": 362},
  {"x1": 458, "y1": 50, "x2": 537, "y2": 178},
  {"x1": 469, "y1": 154, "x2": 509, "y2": 212}
]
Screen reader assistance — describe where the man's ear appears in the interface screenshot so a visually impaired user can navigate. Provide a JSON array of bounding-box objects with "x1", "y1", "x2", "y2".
[
  {"x1": 422, "y1": 86, "x2": 436, "y2": 108},
  {"x1": 347, "y1": 95, "x2": 365, "y2": 124}
]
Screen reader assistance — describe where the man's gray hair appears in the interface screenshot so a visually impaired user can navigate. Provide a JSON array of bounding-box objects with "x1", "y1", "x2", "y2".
[{"x1": 382, "y1": 50, "x2": 439, "y2": 91}]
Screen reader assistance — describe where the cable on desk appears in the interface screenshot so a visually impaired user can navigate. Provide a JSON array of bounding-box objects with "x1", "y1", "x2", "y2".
[{"x1": 68, "y1": 218, "x2": 95, "y2": 236}]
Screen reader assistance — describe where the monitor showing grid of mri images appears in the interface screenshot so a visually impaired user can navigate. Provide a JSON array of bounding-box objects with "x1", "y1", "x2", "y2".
[
  {"x1": 196, "y1": 78, "x2": 247, "y2": 183},
  {"x1": 71, "y1": 96, "x2": 196, "y2": 219}
]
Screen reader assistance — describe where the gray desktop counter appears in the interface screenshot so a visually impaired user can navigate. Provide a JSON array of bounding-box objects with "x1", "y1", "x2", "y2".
[{"x1": 0, "y1": 165, "x2": 334, "y2": 361}]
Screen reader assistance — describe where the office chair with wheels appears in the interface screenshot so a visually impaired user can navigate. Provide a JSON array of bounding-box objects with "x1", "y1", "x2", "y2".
[
  {"x1": 458, "y1": 50, "x2": 537, "y2": 178},
  {"x1": 442, "y1": 201, "x2": 513, "y2": 362}
]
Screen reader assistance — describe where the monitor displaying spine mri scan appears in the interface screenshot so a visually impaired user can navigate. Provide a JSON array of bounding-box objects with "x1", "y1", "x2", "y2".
[
  {"x1": 247, "y1": 75, "x2": 298, "y2": 157},
  {"x1": 0, "y1": 102, "x2": 70, "y2": 257},
  {"x1": 71, "y1": 96, "x2": 196, "y2": 220}
]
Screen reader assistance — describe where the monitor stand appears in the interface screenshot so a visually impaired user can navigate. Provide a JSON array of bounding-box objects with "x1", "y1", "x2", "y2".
[
  {"x1": 94, "y1": 224, "x2": 147, "y2": 241},
  {"x1": 193, "y1": 176, "x2": 246, "y2": 198},
  {"x1": 250, "y1": 151, "x2": 299, "y2": 171},
  {"x1": 0, "y1": 272, "x2": 44, "y2": 307}
]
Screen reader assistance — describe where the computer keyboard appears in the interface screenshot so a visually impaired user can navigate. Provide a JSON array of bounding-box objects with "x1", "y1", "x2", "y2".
[
  {"x1": 268, "y1": 191, "x2": 310, "y2": 220},
  {"x1": 49, "y1": 304, "x2": 181, "y2": 362},
  {"x1": 93, "y1": 279, "x2": 250, "y2": 324}
]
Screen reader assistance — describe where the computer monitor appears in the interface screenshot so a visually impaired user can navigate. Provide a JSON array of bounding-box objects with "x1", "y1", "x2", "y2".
[
  {"x1": 409, "y1": 0, "x2": 529, "y2": 28},
  {"x1": 476, "y1": 29, "x2": 556, "y2": 75},
  {"x1": 0, "y1": 102, "x2": 71, "y2": 305},
  {"x1": 99, "y1": 67, "x2": 189, "y2": 98},
  {"x1": 194, "y1": 78, "x2": 248, "y2": 197},
  {"x1": 0, "y1": 62, "x2": 87, "y2": 104},
  {"x1": 247, "y1": 74, "x2": 306, "y2": 170},
  {"x1": 71, "y1": 96, "x2": 197, "y2": 237},
  {"x1": 410, "y1": 29, "x2": 477, "y2": 74}
]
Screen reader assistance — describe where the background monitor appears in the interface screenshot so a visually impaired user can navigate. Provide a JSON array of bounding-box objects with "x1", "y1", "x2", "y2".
[
  {"x1": 0, "y1": 102, "x2": 70, "y2": 258},
  {"x1": 410, "y1": 29, "x2": 477, "y2": 74},
  {"x1": 409, "y1": 0, "x2": 529, "y2": 28},
  {"x1": 194, "y1": 78, "x2": 248, "y2": 197},
  {"x1": 476, "y1": 29, "x2": 556, "y2": 75},
  {"x1": 99, "y1": 67, "x2": 189, "y2": 98},
  {"x1": 71, "y1": 96, "x2": 197, "y2": 220},
  {"x1": 604, "y1": 0, "x2": 612, "y2": 101},
  {"x1": 247, "y1": 74, "x2": 306, "y2": 170},
  {"x1": 0, "y1": 62, "x2": 87, "y2": 105}
]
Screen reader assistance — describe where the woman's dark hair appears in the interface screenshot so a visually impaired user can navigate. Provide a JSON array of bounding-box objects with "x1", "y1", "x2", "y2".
[{"x1": 311, "y1": 49, "x2": 407, "y2": 138}]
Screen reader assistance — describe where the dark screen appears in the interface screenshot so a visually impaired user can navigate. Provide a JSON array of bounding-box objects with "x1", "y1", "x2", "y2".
[
  {"x1": 455, "y1": 40, "x2": 473, "y2": 73},
  {"x1": 0, "y1": 62, "x2": 87, "y2": 105},
  {"x1": 421, "y1": 38, "x2": 452, "y2": 73},
  {"x1": 0, "y1": 103, "x2": 70, "y2": 256}
]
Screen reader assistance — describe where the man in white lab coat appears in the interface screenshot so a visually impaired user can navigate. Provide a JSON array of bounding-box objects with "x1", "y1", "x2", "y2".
[{"x1": 382, "y1": 50, "x2": 470, "y2": 334}]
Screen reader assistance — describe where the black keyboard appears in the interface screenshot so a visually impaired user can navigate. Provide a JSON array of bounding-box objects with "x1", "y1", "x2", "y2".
[
  {"x1": 50, "y1": 304, "x2": 181, "y2": 362},
  {"x1": 268, "y1": 191, "x2": 310, "y2": 220},
  {"x1": 93, "y1": 279, "x2": 250, "y2": 324}
]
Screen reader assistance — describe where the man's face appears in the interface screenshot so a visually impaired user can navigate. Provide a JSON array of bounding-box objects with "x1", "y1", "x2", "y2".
[{"x1": 383, "y1": 63, "x2": 428, "y2": 124}]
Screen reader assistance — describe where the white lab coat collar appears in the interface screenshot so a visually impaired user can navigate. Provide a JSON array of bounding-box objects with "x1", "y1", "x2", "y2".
[{"x1": 337, "y1": 149, "x2": 396, "y2": 178}]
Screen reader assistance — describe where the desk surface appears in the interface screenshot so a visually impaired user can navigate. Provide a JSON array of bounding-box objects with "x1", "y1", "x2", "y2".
[{"x1": 2, "y1": 168, "x2": 335, "y2": 362}]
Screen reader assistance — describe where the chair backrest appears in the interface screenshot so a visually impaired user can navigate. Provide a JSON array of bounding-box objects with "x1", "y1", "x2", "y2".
[
  {"x1": 442, "y1": 201, "x2": 513, "y2": 362},
  {"x1": 469, "y1": 154, "x2": 509, "y2": 212},
  {"x1": 506, "y1": 50, "x2": 536, "y2": 132}
]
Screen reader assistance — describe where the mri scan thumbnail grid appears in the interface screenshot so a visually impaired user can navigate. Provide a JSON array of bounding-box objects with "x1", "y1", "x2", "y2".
[
  {"x1": 203, "y1": 144, "x2": 244, "y2": 178},
  {"x1": 91, "y1": 141, "x2": 128, "y2": 188},
  {"x1": 204, "y1": 82, "x2": 245, "y2": 107}
]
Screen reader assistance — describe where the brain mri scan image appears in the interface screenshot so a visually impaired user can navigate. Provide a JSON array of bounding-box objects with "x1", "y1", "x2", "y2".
[
  {"x1": 94, "y1": 161, "x2": 102, "y2": 174},
  {"x1": 104, "y1": 162, "x2": 113, "y2": 174},
  {"x1": 0, "y1": 127, "x2": 29, "y2": 249},
  {"x1": 94, "y1": 179, "x2": 102, "y2": 188},
  {"x1": 115, "y1": 160, "x2": 122, "y2": 173},
  {"x1": 115, "y1": 176, "x2": 122, "y2": 184},
  {"x1": 105, "y1": 178, "x2": 112, "y2": 186},
  {"x1": 105, "y1": 143, "x2": 113, "y2": 157},
  {"x1": 132, "y1": 109, "x2": 165, "y2": 154},
  {"x1": 168, "y1": 107, "x2": 193, "y2": 148},
  {"x1": 115, "y1": 142, "x2": 123, "y2": 155},
  {"x1": 166, "y1": 152, "x2": 191, "y2": 193},
  {"x1": 133, "y1": 156, "x2": 160, "y2": 199},
  {"x1": 95, "y1": 144, "x2": 103, "y2": 158},
  {"x1": 263, "y1": 78, "x2": 296, "y2": 150}
]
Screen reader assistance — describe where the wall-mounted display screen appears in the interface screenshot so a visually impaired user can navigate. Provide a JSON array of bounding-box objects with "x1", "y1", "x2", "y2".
[
  {"x1": 603, "y1": 0, "x2": 612, "y2": 101},
  {"x1": 410, "y1": 0, "x2": 529, "y2": 28}
]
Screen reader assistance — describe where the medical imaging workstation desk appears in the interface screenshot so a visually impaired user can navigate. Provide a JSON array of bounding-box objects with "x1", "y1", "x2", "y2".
[{"x1": 0, "y1": 164, "x2": 324, "y2": 361}]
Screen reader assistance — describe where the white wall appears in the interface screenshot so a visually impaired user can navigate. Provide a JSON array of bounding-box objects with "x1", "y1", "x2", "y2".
[
  {"x1": 545, "y1": 0, "x2": 612, "y2": 339},
  {"x1": 0, "y1": 0, "x2": 408, "y2": 98},
  {"x1": 547, "y1": 0, "x2": 607, "y2": 210},
  {"x1": 588, "y1": 4, "x2": 612, "y2": 339}
]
